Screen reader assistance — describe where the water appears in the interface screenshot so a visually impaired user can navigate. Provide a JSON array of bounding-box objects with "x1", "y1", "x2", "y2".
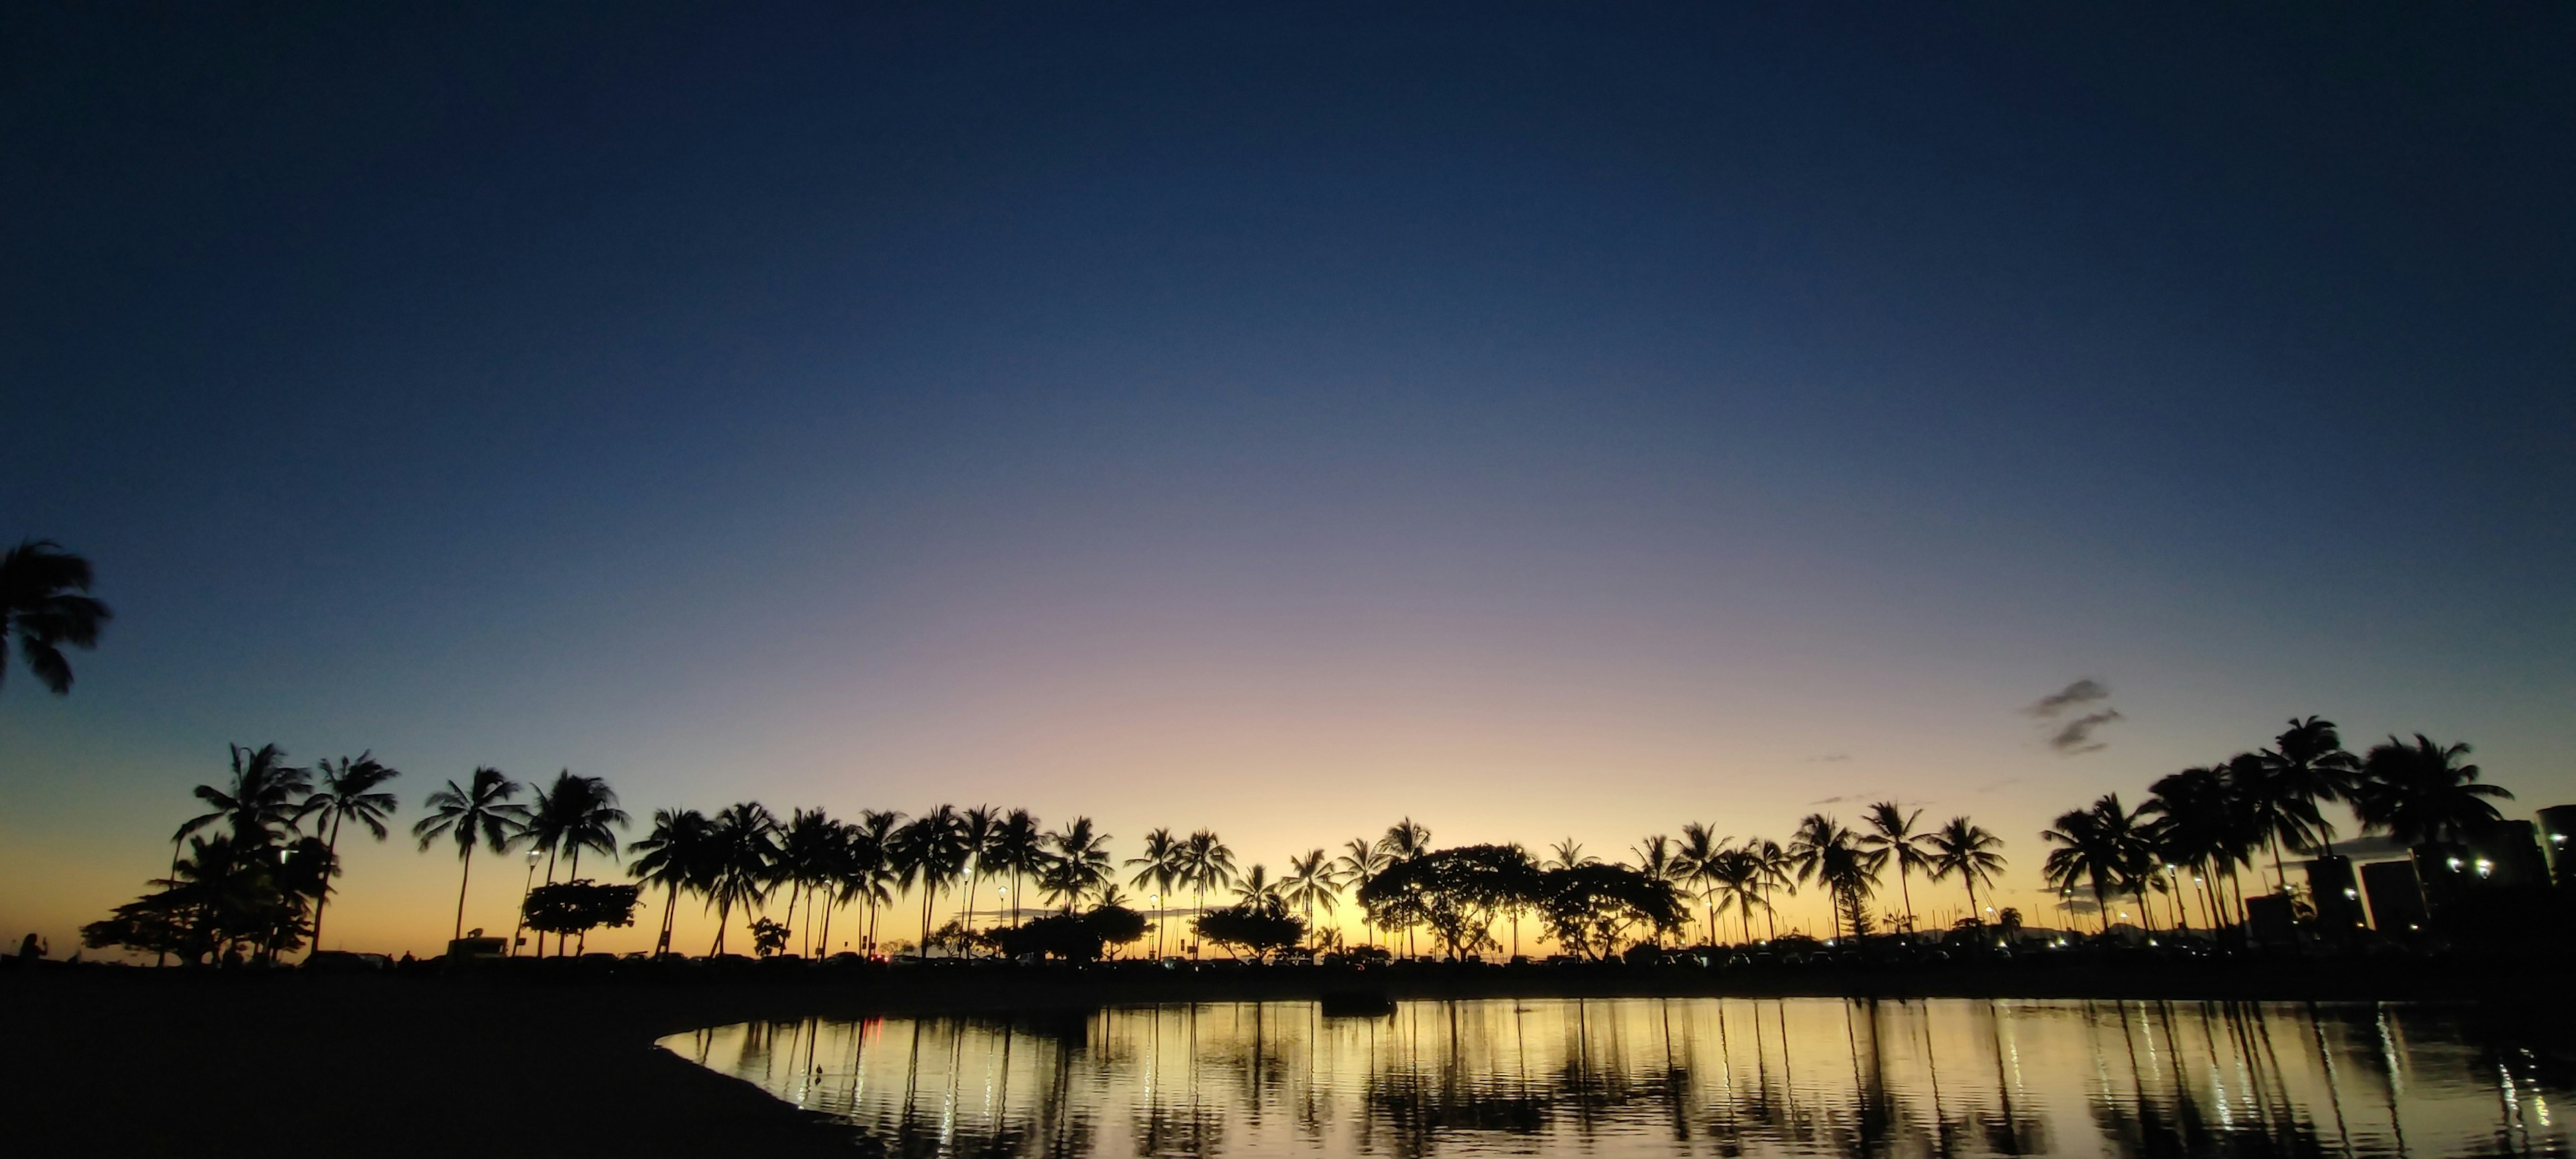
[{"x1": 665, "y1": 998, "x2": 2568, "y2": 1157}]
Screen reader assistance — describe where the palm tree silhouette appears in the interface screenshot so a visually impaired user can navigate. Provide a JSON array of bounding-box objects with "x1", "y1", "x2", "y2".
[
  {"x1": 181, "y1": 743, "x2": 314, "y2": 847},
  {"x1": 1178, "y1": 829, "x2": 1236, "y2": 958},
  {"x1": 627, "y1": 808, "x2": 712, "y2": 956},
  {"x1": 957, "y1": 806, "x2": 1002, "y2": 934},
  {"x1": 775, "y1": 808, "x2": 843, "y2": 957},
  {"x1": 2139, "y1": 766, "x2": 2249, "y2": 928},
  {"x1": 0, "y1": 539, "x2": 111, "y2": 696},
  {"x1": 1127, "y1": 827, "x2": 1183, "y2": 958},
  {"x1": 302, "y1": 752, "x2": 401, "y2": 954},
  {"x1": 1046, "y1": 816, "x2": 1116, "y2": 909},
  {"x1": 1334, "y1": 837, "x2": 1390, "y2": 950},
  {"x1": 2354, "y1": 734, "x2": 2512, "y2": 846},
  {"x1": 1704, "y1": 846, "x2": 1766, "y2": 945},
  {"x1": 518, "y1": 771, "x2": 628, "y2": 955},
  {"x1": 889, "y1": 806, "x2": 968, "y2": 957},
  {"x1": 1788, "y1": 815, "x2": 1880, "y2": 941},
  {"x1": 1629, "y1": 834, "x2": 1687, "y2": 948},
  {"x1": 990, "y1": 809, "x2": 1043, "y2": 927},
  {"x1": 1922, "y1": 816, "x2": 2006, "y2": 937},
  {"x1": 1542, "y1": 838, "x2": 1597, "y2": 872},
  {"x1": 702, "y1": 803, "x2": 778, "y2": 955},
  {"x1": 411, "y1": 767, "x2": 528, "y2": 943},
  {"x1": 1859, "y1": 803, "x2": 1933, "y2": 936},
  {"x1": 2041, "y1": 794, "x2": 2147, "y2": 934},
  {"x1": 845, "y1": 810, "x2": 900, "y2": 954},
  {"x1": 1379, "y1": 818, "x2": 1432, "y2": 862},
  {"x1": 2229, "y1": 749, "x2": 2325, "y2": 896},
  {"x1": 1281, "y1": 848, "x2": 1343, "y2": 950},
  {"x1": 1745, "y1": 838, "x2": 1794, "y2": 940},
  {"x1": 2257, "y1": 716, "x2": 2363, "y2": 857},
  {"x1": 1675, "y1": 824, "x2": 1728, "y2": 946}
]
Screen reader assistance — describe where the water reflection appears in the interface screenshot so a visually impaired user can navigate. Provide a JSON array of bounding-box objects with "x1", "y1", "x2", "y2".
[{"x1": 664, "y1": 998, "x2": 2567, "y2": 1157}]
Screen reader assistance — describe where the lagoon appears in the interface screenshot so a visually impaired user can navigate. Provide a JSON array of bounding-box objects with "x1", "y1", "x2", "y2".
[{"x1": 668, "y1": 997, "x2": 2563, "y2": 1157}]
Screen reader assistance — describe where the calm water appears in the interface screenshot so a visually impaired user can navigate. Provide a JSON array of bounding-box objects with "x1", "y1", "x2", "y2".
[{"x1": 665, "y1": 998, "x2": 2567, "y2": 1157}]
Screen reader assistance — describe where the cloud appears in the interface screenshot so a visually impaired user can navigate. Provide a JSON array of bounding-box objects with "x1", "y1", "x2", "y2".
[
  {"x1": 1974, "y1": 777, "x2": 2021, "y2": 793},
  {"x1": 2025, "y1": 679, "x2": 2109, "y2": 718},
  {"x1": 2048, "y1": 709, "x2": 2123, "y2": 755},
  {"x1": 1807, "y1": 793, "x2": 1856, "y2": 805},
  {"x1": 1799, "y1": 753, "x2": 1851, "y2": 764}
]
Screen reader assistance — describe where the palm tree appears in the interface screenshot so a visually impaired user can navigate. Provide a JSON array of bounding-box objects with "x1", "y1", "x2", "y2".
[
  {"x1": 846, "y1": 810, "x2": 900, "y2": 954},
  {"x1": 1675, "y1": 823, "x2": 1728, "y2": 946},
  {"x1": 1334, "y1": 837, "x2": 1391, "y2": 949},
  {"x1": 1922, "y1": 816, "x2": 2006, "y2": 936},
  {"x1": 1379, "y1": 817, "x2": 1432, "y2": 862},
  {"x1": 2041, "y1": 794, "x2": 2149, "y2": 934},
  {"x1": 1704, "y1": 847, "x2": 1766, "y2": 945},
  {"x1": 412, "y1": 767, "x2": 528, "y2": 943},
  {"x1": 1127, "y1": 827, "x2": 1184, "y2": 957},
  {"x1": 1046, "y1": 816, "x2": 1116, "y2": 909},
  {"x1": 1858, "y1": 802, "x2": 1933, "y2": 936},
  {"x1": 957, "y1": 805, "x2": 1002, "y2": 934},
  {"x1": 2257, "y1": 716, "x2": 2363, "y2": 857},
  {"x1": 626, "y1": 808, "x2": 712, "y2": 956},
  {"x1": 181, "y1": 743, "x2": 314, "y2": 848},
  {"x1": 1788, "y1": 814, "x2": 1880, "y2": 941},
  {"x1": 702, "y1": 803, "x2": 779, "y2": 955},
  {"x1": 775, "y1": 808, "x2": 843, "y2": 956},
  {"x1": 991, "y1": 810, "x2": 1043, "y2": 926},
  {"x1": 0, "y1": 539, "x2": 112, "y2": 696},
  {"x1": 1178, "y1": 829, "x2": 1236, "y2": 957},
  {"x1": 302, "y1": 752, "x2": 401, "y2": 954},
  {"x1": 1629, "y1": 834, "x2": 1687, "y2": 948},
  {"x1": 888, "y1": 806, "x2": 969, "y2": 957},
  {"x1": 2139, "y1": 765, "x2": 2250, "y2": 928},
  {"x1": 2229, "y1": 749, "x2": 2326, "y2": 895},
  {"x1": 1542, "y1": 838, "x2": 1597, "y2": 871},
  {"x1": 2355, "y1": 735, "x2": 2512, "y2": 846},
  {"x1": 1745, "y1": 838, "x2": 1794, "y2": 941},
  {"x1": 517, "y1": 771, "x2": 629, "y2": 955},
  {"x1": 1281, "y1": 848, "x2": 1344, "y2": 949},
  {"x1": 1233, "y1": 863, "x2": 1283, "y2": 907}
]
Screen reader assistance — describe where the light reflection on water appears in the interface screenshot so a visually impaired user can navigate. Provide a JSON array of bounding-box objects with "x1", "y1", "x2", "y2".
[{"x1": 663, "y1": 998, "x2": 2568, "y2": 1157}]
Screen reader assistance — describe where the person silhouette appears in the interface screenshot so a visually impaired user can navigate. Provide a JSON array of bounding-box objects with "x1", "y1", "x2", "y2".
[{"x1": 16, "y1": 932, "x2": 44, "y2": 960}]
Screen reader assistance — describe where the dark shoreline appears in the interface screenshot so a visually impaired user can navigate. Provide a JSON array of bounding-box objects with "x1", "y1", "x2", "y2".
[{"x1": 9, "y1": 958, "x2": 2566, "y2": 1158}]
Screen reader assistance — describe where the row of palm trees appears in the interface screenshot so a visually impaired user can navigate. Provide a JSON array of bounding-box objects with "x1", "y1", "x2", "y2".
[{"x1": 2039, "y1": 718, "x2": 2511, "y2": 933}]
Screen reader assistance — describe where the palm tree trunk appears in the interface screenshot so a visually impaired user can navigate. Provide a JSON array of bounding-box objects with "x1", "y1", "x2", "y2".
[
  {"x1": 160, "y1": 834, "x2": 183, "y2": 969},
  {"x1": 710, "y1": 897, "x2": 731, "y2": 956},
  {"x1": 567, "y1": 847, "x2": 584, "y2": 956},
  {"x1": 1964, "y1": 878, "x2": 1981, "y2": 944},
  {"x1": 309, "y1": 818, "x2": 343, "y2": 957},
  {"x1": 453, "y1": 844, "x2": 475, "y2": 943},
  {"x1": 658, "y1": 883, "x2": 677, "y2": 955},
  {"x1": 1896, "y1": 866, "x2": 1915, "y2": 936}
]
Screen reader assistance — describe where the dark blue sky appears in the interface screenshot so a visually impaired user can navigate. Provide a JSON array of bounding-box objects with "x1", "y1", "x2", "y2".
[{"x1": 5, "y1": 4, "x2": 2571, "y2": 950}]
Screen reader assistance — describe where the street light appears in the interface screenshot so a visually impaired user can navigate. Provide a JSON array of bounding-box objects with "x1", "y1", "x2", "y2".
[{"x1": 511, "y1": 849, "x2": 541, "y2": 958}]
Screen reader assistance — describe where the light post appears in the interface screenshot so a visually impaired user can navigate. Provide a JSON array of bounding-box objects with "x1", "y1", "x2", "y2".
[
  {"x1": 1150, "y1": 893, "x2": 1163, "y2": 960},
  {"x1": 510, "y1": 850, "x2": 540, "y2": 958}
]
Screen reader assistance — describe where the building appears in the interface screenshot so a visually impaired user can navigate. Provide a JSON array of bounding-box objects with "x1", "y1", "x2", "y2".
[
  {"x1": 2360, "y1": 860, "x2": 2429, "y2": 934},
  {"x1": 2304, "y1": 855, "x2": 2366, "y2": 936},
  {"x1": 2536, "y1": 804, "x2": 2576, "y2": 888}
]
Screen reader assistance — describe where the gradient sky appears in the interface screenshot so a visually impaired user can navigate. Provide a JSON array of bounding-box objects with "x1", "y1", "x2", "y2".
[{"x1": 5, "y1": 5, "x2": 2571, "y2": 958}]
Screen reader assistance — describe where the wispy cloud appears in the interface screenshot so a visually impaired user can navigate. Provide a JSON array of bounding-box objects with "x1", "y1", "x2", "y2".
[
  {"x1": 1807, "y1": 793, "x2": 1863, "y2": 806},
  {"x1": 2024, "y1": 679, "x2": 2108, "y2": 718},
  {"x1": 2048, "y1": 709, "x2": 2123, "y2": 755},
  {"x1": 1800, "y1": 753, "x2": 1851, "y2": 764},
  {"x1": 1974, "y1": 777, "x2": 2021, "y2": 794}
]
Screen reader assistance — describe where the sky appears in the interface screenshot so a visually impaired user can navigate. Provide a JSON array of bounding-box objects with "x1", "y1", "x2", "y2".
[{"x1": 4, "y1": 4, "x2": 2571, "y2": 958}]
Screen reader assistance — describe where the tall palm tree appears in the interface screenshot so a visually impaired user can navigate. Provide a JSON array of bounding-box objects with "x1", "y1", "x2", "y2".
[
  {"x1": 1922, "y1": 816, "x2": 2006, "y2": 936},
  {"x1": 0, "y1": 539, "x2": 112, "y2": 696},
  {"x1": 518, "y1": 771, "x2": 628, "y2": 955},
  {"x1": 1127, "y1": 827, "x2": 1184, "y2": 957},
  {"x1": 1744, "y1": 838, "x2": 1794, "y2": 941},
  {"x1": 302, "y1": 752, "x2": 402, "y2": 954},
  {"x1": 412, "y1": 767, "x2": 528, "y2": 943},
  {"x1": 1046, "y1": 816, "x2": 1116, "y2": 909},
  {"x1": 181, "y1": 743, "x2": 314, "y2": 848},
  {"x1": 702, "y1": 803, "x2": 779, "y2": 955},
  {"x1": 2139, "y1": 765, "x2": 2250, "y2": 928},
  {"x1": 991, "y1": 810, "x2": 1043, "y2": 926},
  {"x1": 2355, "y1": 735, "x2": 2512, "y2": 846},
  {"x1": 1629, "y1": 834, "x2": 1686, "y2": 948},
  {"x1": 626, "y1": 808, "x2": 712, "y2": 956},
  {"x1": 845, "y1": 810, "x2": 901, "y2": 954},
  {"x1": 956, "y1": 805, "x2": 1002, "y2": 934},
  {"x1": 2041, "y1": 794, "x2": 2149, "y2": 934},
  {"x1": 775, "y1": 808, "x2": 843, "y2": 956},
  {"x1": 1788, "y1": 814, "x2": 1880, "y2": 941},
  {"x1": 1281, "y1": 848, "x2": 1344, "y2": 948},
  {"x1": 1378, "y1": 817, "x2": 1432, "y2": 862},
  {"x1": 1858, "y1": 802, "x2": 1933, "y2": 936},
  {"x1": 888, "y1": 805, "x2": 969, "y2": 957},
  {"x1": 1232, "y1": 863, "x2": 1283, "y2": 907},
  {"x1": 1178, "y1": 829, "x2": 1236, "y2": 957},
  {"x1": 1334, "y1": 837, "x2": 1391, "y2": 950},
  {"x1": 1675, "y1": 823, "x2": 1728, "y2": 946},
  {"x1": 2257, "y1": 716, "x2": 2363, "y2": 857},
  {"x1": 2229, "y1": 749, "x2": 2325, "y2": 895}
]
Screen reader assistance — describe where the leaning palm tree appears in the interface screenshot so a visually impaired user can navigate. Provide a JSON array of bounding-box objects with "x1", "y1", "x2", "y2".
[
  {"x1": 2139, "y1": 765, "x2": 2250, "y2": 928},
  {"x1": 1281, "y1": 848, "x2": 1344, "y2": 948},
  {"x1": 2229, "y1": 749, "x2": 2326, "y2": 895},
  {"x1": 1675, "y1": 823, "x2": 1728, "y2": 946},
  {"x1": 412, "y1": 767, "x2": 528, "y2": 943},
  {"x1": 302, "y1": 752, "x2": 402, "y2": 954},
  {"x1": 626, "y1": 808, "x2": 712, "y2": 956},
  {"x1": 1858, "y1": 802, "x2": 1934, "y2": 936},
  {"x1": 1922, "y1": 816, "x2": 2006, "y2": 937},
  {"x1": 1127, "y1": 827, "x2": 1184, "y2": 957},
  {"x1": 0, "y1": 539, "x2": 112, "y2": 696},
  {"x1": 1334, "y1": 837, "x2": 1391, "y2": 949},
  {"x1": 702, "y1": 803, "x2": 780, "y2": 955},
  {"x1": 2354, "y1": 734, "x2": 2512, "y2": 846},
  {"x1": 181, "y1": 743, "x2": 314, "y2": 848}
]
